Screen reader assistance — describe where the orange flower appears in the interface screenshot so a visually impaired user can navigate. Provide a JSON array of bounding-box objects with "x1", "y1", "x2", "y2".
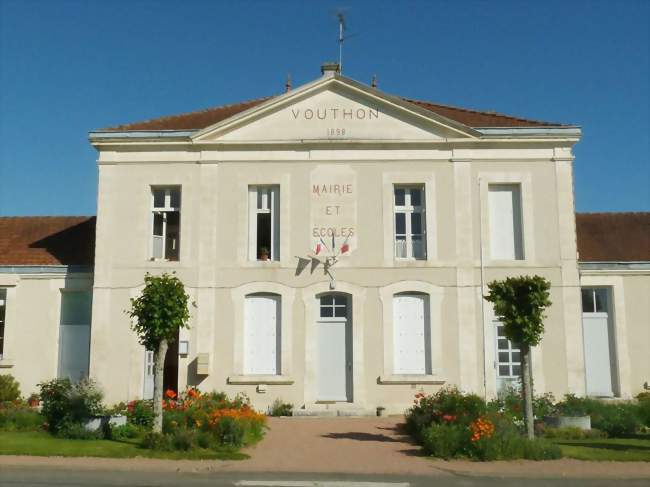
[
  {"x1": 187, "y1": 388, "x2": 200, "y2": 399},
  {"x1": 165, "y1": 389, "x2": 177, "y2": 399}
]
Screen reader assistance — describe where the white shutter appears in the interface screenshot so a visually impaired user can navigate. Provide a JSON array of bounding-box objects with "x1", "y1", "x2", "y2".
[
  {"x1": 244, "y1": 295, "x2": 280, "y2": 375},
  {"x1": 393, "y1": 294, "x2": 428, "y2": 374},
  {"x1": 488, "y1": 184, "x2": 524, "y2": 260},
  {"x1": 583, "y1": 314, "x2": 614, "y2": 397}
]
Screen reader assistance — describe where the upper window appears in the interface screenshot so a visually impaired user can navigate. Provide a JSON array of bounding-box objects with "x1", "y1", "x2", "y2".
[
  {"x1": 151, "y1": 187, "x2": 181, "y2": 261},
  {"x1": 244, "y1": 294, "x2": 281, "y2": 375},
  {"x1": 581, "y1": 288, "x2": 608, "y2": 313},
  {"x1": 487, "y1": 184, "x2": 524, "y2": 260},
  {"x1": 249, "y1": 185, "x2": 280, "y2": 261},
  {"x1": 319, "y1": 294, "x2": 348, "y2": 319},
  {"x1": 394, "y1": 185, "x2": 426, "y2": 259},
  {"x1": 0, "y1": 289, "x2": 6, "y2": 360},
  {"x1": 495, "y1": 322, "x2": 521, "y2": 378},
  {"x1": 393, "y1": 293, "x2": 431, "y2": 374}
]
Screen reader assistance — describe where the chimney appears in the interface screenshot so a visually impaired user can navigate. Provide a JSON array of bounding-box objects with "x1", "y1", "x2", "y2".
[
  {"x1": 285, "y1": 73, "x2": 292, "y2": 93},
  {"x1": 321, "y1": 62, "x2": 340, "y2": 77},
  {"x1": 371, "y1": 74, "x2": 377, "y2": 88}
]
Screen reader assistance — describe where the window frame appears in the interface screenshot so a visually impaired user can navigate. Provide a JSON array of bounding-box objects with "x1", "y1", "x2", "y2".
[
  {"x1": 150, "y1": 186, "x2": 181, "y2": 262},
  {"x1": 248, "y1": 185, "x2": 280, "y2": 262},
  {"x1": 494, "y1": 322, "x2": 522, "y2": 379},
  {"x1": 487, "y1": 183, "x2": 525, "y2": 261},
  {"x1": 393, "y1": 185, "x2": 427, "y2": 260}
]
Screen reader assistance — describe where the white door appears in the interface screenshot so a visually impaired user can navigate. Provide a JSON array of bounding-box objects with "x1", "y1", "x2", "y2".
[
  {"x1": 583, "y1": 314, "x2": 614, "y2": 396},
  {"x1": 58, "y1": 324, "x2": 90, "y2": 381},
  {"x1": 393, "y1": 294, "x2": 430, "y2": 374},
  {"x1": 58, "y1": 291, "x2": 92, "y2": 382},
  {"x1": 143, "y1": 350, "x2": 154, "y2": 399},
  {"x1": 244, "y1": 294, "x2": 280, "y2": 375},
  {"x1": 582, "y1": 288, "x2": 615, "y2": 397},
  {"x1": 317, "y1": 294, "x2": 351, "y2": 402}
]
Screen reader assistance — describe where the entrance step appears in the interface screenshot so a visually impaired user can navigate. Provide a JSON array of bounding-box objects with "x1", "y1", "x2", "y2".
[{"x1": 293, "y1": 407, "x2": 376, "y2": 417}]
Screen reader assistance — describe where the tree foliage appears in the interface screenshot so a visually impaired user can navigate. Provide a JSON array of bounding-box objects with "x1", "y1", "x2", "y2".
[
  {"x1": 127, "y1": 272, "x2": 193, "y2": 350},
  {"x1": 484, "y1": 275, "x2": 552, "y2": 347}
]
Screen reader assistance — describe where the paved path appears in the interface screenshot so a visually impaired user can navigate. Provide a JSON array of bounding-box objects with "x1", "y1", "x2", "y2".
[{"x1": 1, "y1": 417, "x2": 649, "y2": 479}]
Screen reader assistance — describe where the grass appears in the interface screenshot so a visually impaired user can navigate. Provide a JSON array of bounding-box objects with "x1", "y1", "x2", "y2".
[
  {"x1": 0, "y1": 431, "x2": 248, "y2": 460},
  {"x1": 551, "y1": 436, "x2": 650, "y2": 462}
]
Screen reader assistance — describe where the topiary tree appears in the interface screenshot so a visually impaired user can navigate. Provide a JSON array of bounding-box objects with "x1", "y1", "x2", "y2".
[
  {"x1": 126, "y1": 272, "x2": 194, "y2": 433},
  {"x1": 484, "y1": 275, "x2": 551, "y2": 439}
]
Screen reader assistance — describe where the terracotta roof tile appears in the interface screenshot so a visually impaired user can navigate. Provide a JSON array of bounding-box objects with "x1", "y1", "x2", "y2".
[
  {"x1": 98, "y1": 95, "x2": 567, "y2": 132},
  {"x1": 0, "y1": 216, "x2": 96, "y2": 266},
  {"x1": 576, "y1": 212, "x2": 650, "y2": 262}
]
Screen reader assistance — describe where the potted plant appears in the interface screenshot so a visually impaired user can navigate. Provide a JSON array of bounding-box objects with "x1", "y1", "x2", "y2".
[
  {"x1": 27, "y1": 393, "x2": 40, "y2": 408},
  {"x1": 259, "y1": 247, "x2": 270, "y2": 261},
  {"x1": 544, "y1": 395, "x2": 591, "y2": 430}
]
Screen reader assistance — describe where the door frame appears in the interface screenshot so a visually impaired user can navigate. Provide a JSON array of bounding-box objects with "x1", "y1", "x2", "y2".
[
  {"x1": 315, "y1": 293, "x2": 353, "y2": 402},
  {"x1": 301, "y1": 281, "x2": 367, "y2": 408}
]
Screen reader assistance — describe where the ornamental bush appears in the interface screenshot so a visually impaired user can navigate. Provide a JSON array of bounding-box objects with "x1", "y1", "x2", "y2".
[
  {"x1": 0, "y1": 401, "x2": 43, "y2": 431},
  {"x1": 0, "y1": 374, "x2": 21, "y2": 403},
  {"x1": 554, "y1": 394, "x2": 640, "y2": 437},
  {"x1": 38, "y1": 378, "x2": 104, "y2": 434},
  {"x1": 126, "y1": 399, "x2": 155, "y2": 429},
  {"x1": 139, "y1": 388, "x2": 266, "y2": 451},
  {"x1": 406, "y1": 388, "x2": 562, "y2": 461}
]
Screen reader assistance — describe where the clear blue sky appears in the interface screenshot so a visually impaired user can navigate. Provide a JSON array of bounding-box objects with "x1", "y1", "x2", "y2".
[{"x1": 1, "y1": 0, "x2": 648, "y2": 216}]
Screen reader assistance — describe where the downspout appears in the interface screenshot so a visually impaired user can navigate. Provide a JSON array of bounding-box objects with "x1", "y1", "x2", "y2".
[{"x1": 477, "y1": 177, "x2": 488, "y2": 401}]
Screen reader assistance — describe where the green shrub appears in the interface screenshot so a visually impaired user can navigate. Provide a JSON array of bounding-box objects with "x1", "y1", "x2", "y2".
[
  {"x1": 213, "y1": 416, "x2": 244, "y2": 447},
  {"x1": 488, "y1": 387, "x2": 556, "y2": 422},
  {"x1": 636, "y1": 396, "x2": 650, "y2": 427},
  {"x1": 420, "y1": 423, "x2": 469, "y2": 459},
  {"x1": 109, "y1": 422, "x2": 144, "y2": 440},
  {"x1": 268, "y1": 398, "x2": 293, "y2": 417},
  {"x1": 56, "y1": 421, "x2": 103, "y2": 440},
  {"x1": 543, "y1": 426, "x2": 607, "y2": 440},
  {"x1": 0, "y1": 402, "x2": 43, "y2": 431},
  {"x1": 39, "y1": 378, "x2": 104, "y2": 433},
  {"x1": 171, "y1": 429, "x2": 195, "y2": 451},
  {"x1": 196, "y1": 431, "x2": 215, "y2": 449},
  {"x1": 140, "y1": 431, "x2": 172, "y2": 450},
  {"x1": 0, "y1": 374, "x2": 20, "y2": 402},
  {"x1": 554, "y1": 395, "x2": 640, "y2": 437},
  {"x1": 522, "y1": 439, "x2": 563, "y2": 460},
  {"x1": 126, "y1": 400, "x2": 154, "y2": 428}
]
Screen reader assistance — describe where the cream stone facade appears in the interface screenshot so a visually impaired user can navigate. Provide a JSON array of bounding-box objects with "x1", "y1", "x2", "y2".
[{"x1": 1, "y1": 66, "x2": 647, "y2": 412}]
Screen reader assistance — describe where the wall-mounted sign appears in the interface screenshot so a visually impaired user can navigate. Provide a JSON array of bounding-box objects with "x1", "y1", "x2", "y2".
[{"x1": 310, "y1": 165, "x2": 357, "y2": 256}]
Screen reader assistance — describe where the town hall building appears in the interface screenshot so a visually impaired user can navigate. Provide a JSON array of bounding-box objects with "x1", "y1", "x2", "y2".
[{"x1": 1, "y1": 64, "x2": 648, "y2": 414}]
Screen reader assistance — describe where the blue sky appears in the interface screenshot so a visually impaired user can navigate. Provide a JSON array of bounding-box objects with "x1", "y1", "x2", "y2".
[{"x1": 1, "y1": 0, "x2": 648, "y2": 215}]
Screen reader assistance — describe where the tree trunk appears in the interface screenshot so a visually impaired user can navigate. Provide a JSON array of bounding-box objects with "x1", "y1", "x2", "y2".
[
  {"x1": 521, "y1": 344, "x2": 535, "y2": 440},
  {"x1": 152, "y1": 339, "x2": 168, "y2": 434}
]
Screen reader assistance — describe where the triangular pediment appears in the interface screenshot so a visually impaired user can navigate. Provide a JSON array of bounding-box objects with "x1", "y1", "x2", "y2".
[{"x1": 192, "y1": 76, "x2": 479, "y2": 143}]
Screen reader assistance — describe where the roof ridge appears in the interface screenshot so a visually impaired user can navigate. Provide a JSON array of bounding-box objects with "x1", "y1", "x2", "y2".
[
  {"x1": 403, "y1": 97, "x2": 566, "y2": 127},
  {"x1": 99, "y1": 96, "x2": 277, "y2": 131}
]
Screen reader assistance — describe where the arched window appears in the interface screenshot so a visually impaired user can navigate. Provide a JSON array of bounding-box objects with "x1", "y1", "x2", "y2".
[
  {"x1": 392, "y1": 292, "x2": 431, "y2": 374},
  {"x1": 244, "y1": 293, "x2": 281, "y2": 375}
]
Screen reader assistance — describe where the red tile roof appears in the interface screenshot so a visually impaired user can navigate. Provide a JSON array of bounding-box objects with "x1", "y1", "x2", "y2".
[
  {"x1": 99, "y1": 95, "x2": 565, "y2": 132},
  {"x1": 1, "y1": 213, "x2": 645, "y2": 266},
  {"x1": 0, "y1": 216, "x2": 96, "y2": 266},
  {"x1": 576, "y1": 212, "x2": 650, "y2": 262}
]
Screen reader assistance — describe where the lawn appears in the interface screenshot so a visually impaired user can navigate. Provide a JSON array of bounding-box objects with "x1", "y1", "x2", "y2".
[
  {"x1": 551, "y1": 436, "x2": 650, "y2": 462},
  {"x1": 0, "y1": 431, "x2": 248, "y2": 460}
]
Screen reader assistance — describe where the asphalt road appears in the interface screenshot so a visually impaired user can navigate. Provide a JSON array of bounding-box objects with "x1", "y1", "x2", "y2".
[{"x1": 0, "y1": 469, "x2": 648, "y2": 487}]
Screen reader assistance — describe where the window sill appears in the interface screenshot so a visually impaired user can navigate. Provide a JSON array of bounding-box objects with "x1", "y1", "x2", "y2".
[
  {"x1": 245, "y1": 260, "x2": 282, "y2": 268},
  {"x1": 0, "y1": 358, "x2": 15, "y2": 368},
  {"x1": 227, "y1": 375, "x2": 294, "y2": 385},
  {"x1": 378, "y1": 374, "x2": 445, "y2": 385}
]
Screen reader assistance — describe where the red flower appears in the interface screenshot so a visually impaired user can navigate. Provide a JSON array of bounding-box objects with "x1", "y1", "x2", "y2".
[{"x1": 165, "y1": 389, "x2": 177, "y2": 399}]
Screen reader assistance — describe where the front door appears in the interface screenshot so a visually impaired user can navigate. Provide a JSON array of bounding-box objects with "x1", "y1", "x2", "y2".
[
  {"x1": 582, "y1": 288, "x2": 616, "y2": 397},
  {"x1": 316, "y1": 294, "x2": 352, "y2": 402}
]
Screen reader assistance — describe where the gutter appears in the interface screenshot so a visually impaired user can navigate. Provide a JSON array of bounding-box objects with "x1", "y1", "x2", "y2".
[{"x1": 0, "y1": 265, "x2": 93, "y2": 274}]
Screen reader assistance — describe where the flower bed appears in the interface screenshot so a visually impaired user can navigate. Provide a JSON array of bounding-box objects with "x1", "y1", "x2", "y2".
[
  {"x1": 137, "y1": 388, "x2": 266, "y2": 451},
  {"x1": 406, "y1": 387, "x2": 562, "y2": 461}
]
